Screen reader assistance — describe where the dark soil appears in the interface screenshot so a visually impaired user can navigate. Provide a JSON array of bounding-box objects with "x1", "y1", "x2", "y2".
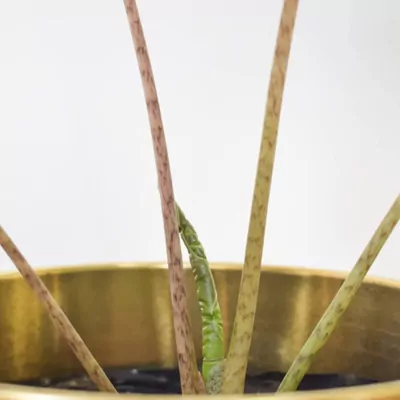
[{"x1": 19, "y1": 367, "x2": 379, "y2": 394}]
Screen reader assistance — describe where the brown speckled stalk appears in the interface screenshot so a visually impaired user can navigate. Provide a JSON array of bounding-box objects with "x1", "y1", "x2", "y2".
[
  {"x1": 0, "y1": 226, "x2": 117, "y2": 393},
  {"x1": 122, "y1": 0, "x2": 200, "y2": 395},
  {"x1": 278, "y1": 194, "x2": 400, "y2": 392},
  {"x1": 221, "y1": 0, "x2": 299, "y2": 394}
]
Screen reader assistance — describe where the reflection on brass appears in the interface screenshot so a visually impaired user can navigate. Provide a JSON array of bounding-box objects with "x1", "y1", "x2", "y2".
[{"x1": 1, "y1": 263, "x2": 400, "y2": 400}]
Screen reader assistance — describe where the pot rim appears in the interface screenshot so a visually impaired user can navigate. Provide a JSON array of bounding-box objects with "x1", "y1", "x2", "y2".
[
  {"x1": 0, "y1": 262, "x2": 398, "y2": 289},
  {"x1": 1, "y1": 262, "x2": 399, "y2": 399},
  {"x1": 1, "y1": 380, "x2": 400, "y2": 400}
]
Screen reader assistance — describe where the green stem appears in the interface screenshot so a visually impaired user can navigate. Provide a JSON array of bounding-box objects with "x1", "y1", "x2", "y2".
[
  {"x1": 176, "y1": 204, "x2": 225, "y2": 393},
  {"x1": 278, "y1": 194, "x2": 400, "y2": 392},
  {"x1": 220, "y1": 0, "x2": 299, "y2": 394}
]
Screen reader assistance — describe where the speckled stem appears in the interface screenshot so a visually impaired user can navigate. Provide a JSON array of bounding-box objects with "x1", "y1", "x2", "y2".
[
  {"x1": 122, "y1": 0, "x2": 200, "y2": 394},
  {"x1": 220, "y1": 0, "x2": 299, "y2": 394},
  {"x1": 278, "y1": 194, "x2": 400, "y2": 392},
  {"x1": 0, "y1": 226, "x2": 117, "y2": 393},
  {"x1": 176, "y1": 204, "x2": 225, "y2": 393}
]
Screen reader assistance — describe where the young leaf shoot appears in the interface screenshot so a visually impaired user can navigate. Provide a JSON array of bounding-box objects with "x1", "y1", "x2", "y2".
[{"x1": 177, "y1": 204, "x2": 225, "y2": 394}]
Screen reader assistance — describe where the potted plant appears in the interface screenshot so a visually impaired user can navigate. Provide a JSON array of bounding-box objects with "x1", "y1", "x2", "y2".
[{"x1": 0, "y1": 0, "x2": 399, "y2": 398}]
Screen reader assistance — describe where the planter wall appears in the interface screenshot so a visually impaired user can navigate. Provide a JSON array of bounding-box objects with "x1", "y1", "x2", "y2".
[{"x1": 0, "y1": 263, "x2": 400, "y2": 399}]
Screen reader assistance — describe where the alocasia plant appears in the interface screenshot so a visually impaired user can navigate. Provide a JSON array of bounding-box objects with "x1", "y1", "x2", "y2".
[{"x1": 0, "y1": 0, "x2": 398, "y2": 397}]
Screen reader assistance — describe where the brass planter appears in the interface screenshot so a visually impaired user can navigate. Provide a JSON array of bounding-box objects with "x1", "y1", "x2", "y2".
[{"x1": 0, "y1": 263, "x2": 400, "y2": 400}]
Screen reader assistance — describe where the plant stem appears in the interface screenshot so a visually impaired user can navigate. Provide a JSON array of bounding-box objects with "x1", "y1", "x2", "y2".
[
  {"x1": 220, "y1": 0, "x2": 299, "y2": 394},
  {"x1": 278, "y1": 194, "x2": 400, "y2": 392},
  {"x1": 0, "y1": 225, "x2": 117, "y2": 393},
  {"x1": 176, "y1": 204, "x2": 225, "y2": 394},
  {"x1": 122, "y1": 0, "x2": 200, "y2": 394}
]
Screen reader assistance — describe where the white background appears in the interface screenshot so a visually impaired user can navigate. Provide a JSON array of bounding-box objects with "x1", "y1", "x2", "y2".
[{"x1": 0, "y1": 1, "x2": 399, "y2": 278}]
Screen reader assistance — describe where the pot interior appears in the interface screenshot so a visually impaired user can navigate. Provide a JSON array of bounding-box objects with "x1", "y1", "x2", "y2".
[{"x1": 0, "y1": 263, "x2": 399, "y2": 384}]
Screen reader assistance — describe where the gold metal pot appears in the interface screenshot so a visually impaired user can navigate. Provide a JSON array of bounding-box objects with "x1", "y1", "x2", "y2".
[{"x1": 1, "y1": 263, "x2": 400, "y2": 400}]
